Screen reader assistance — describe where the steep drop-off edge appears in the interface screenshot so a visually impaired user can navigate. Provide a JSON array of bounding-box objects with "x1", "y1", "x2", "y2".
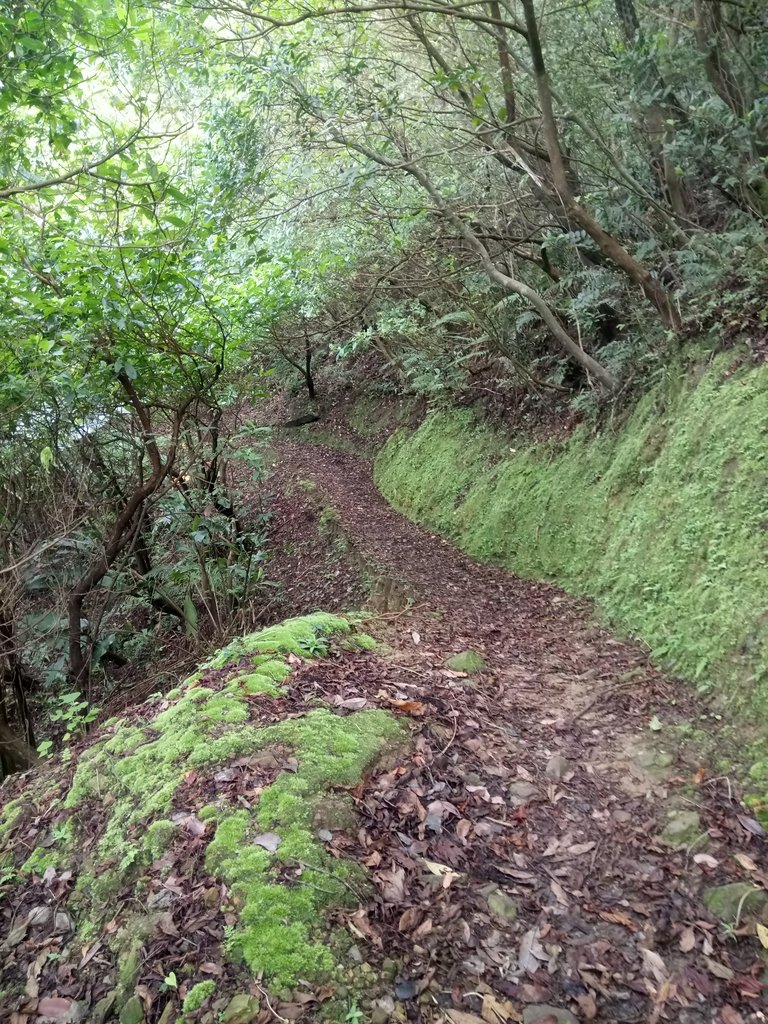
[
  {"x1": 0, "y1": 614, "x2": 404, "y2": 1023},
  {"x1": 374, "y1": 354, "x2": 768, "y2": 801}
]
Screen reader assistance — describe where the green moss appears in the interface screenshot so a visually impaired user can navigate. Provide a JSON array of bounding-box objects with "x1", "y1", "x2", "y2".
[
  {"x1": 339, "y1": 632, "x2": 378, "y2": 652},
  {"x1": 20, "y1": 847, "x2": 58, "y2": 876},
  {"x1": 182, "y1": 981, "x2": 216, "y2": 1013},
  {"x1": 103, "y1": 725, "x2": 148, "y2": 756},
  {"x1": 205, "y1": 707, "x2": 403, "y2": 988},
  {"x1": 376, "y1": 357, "x2": 768, "y2": 719},
  {"x1": 42, "y1": 614, "x2": 358, "y2": 920},
  {"x1": 446, "y1": 650, "x2": 485, "y2": 673},
  {"x1": 226, "y1": 672, "x2": 281, "y2": 696},
  {"x1": 0, "y1": 612, "x2": 405, "y2": 1000},
  {"x1": 147, "y1": 820, "x2": 176, "y2": 859},
  {"x1": 201, "y1": 613, "x2": 351, "y2": 669},
  {"x1": 0, "y1": 798, "x2": 25, "y2": 846},
  {"x1": 115, "y1": 918, "x2": 153, "y2": 1004}
]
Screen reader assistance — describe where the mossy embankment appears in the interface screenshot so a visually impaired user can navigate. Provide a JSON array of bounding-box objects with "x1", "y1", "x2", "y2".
[
  {"x1": 375, "y1": 356, "x2": 768, "y2": 728},
  {"x1": 0, "y1": 613, "x2": 404, "y2": 1020}
]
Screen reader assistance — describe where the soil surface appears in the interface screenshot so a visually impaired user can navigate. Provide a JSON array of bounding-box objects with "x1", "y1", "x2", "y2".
[{"x1": 263, "y1": 438, "x2": 768, "y2": 1024}]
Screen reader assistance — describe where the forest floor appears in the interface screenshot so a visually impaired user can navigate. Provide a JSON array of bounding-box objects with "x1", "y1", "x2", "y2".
[
  {"x1": 3, "y1": 433, "x2": 768, "y2": 1024},
  {"x1": 257, "y1": 437, "x2": 768, "y2": 1024}
]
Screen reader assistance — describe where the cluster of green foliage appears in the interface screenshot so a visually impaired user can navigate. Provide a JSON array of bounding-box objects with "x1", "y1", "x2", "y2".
[{"x1": 375, "y1": 355, "x2": 768, "y2": 721}]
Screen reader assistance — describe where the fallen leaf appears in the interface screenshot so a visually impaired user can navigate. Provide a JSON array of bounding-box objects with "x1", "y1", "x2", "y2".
[
  {"x1": 640, "y1": 947, "x2": 668, "y2": 985},
  {"x1": 411, "y1": 631, "x2": 421, "y2": 644},
  {"x1": 338, "y1": 696, "x2": 368, "y2": 711},
  {"x1": 37, "y1": 999, "x2": 77, "y2": 1017},
  {"x1": 398, "y1": 907, "x2": 422, "y2": 933},
  {"x1": 456, "y1": 819, "x2": 473, "y2": 840},
  {"x1": 157, "y1": 912, "x2": 179, "y2": 937},
  {"x1": 693, "y1": 853, "x2": 719, "y2": 869},
  {"x1": 599, "y1": 910, "x2": 636, "y2": 931},
  {"x1": 79, "y1": 939, "x2": 103, "y2": 968},
  {"x1": 385, "y1": 697, "x2": 427, "y2": 715},
  {"x1": 679, "y1": 926, "x2": 696, "y2": 952},
  {"x1": 737, "y1": 815, "x2": 766, "y2": 837},
  {"x1": 705, "y1": 958, "x2": 734, "y2": 980},
  {"x1": 3, "y1": 921, "x2": 27, "y2": 947},
  {"x1": 375, "y1": 866, "x2": 406, "y2": 902},
  {"x1": 445, "y1": 1011, "x2": 486, "y2": 1024},
  {"x1": 550, "y1": 880, "x2": 569, "y2": 906},
  {"x1": 518, "y1": 928, "x2": 547, "y2": 973},
  {"x1": 720, "y1": 1008, "x2": 744, "y2": 1024},
  {"x1": 277, "y1": 1004, "x2": 305, "y2": 1020},
  {"x1": 422, "y1": 859, "x2": 462, "y2": 886},
  {"x1": 253, "y1": 832, "x2": 281, "y2": 852},
  {"x1": 481, "y1": 993, "x2": 520, "y2": 1023},
  {"x1": 347, "y1": 909, "x2": 382, "y2": 948},
  {"x1": 576, "y1": 992, "x2": 598, "y2": 1020},
  {"x1": 649, "y1": 715, "x2": 663, "y2": 731},
  {"x1": 181, "y1": 815, "x2": 206, "y2": 837},
  {"x1": 756, "y1": 922, "x2": 768, "y2": 949},
  {"x1": 567, "y1": 841, "x2": 596, "y2": 856},
  {"x1": 734, "y1": 852, "x2": 758, "y2": 872}
]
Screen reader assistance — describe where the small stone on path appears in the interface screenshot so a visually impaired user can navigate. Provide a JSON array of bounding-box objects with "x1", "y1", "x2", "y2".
[
  {"x1": 703, "y1": 882, "x2": 768, "y2": 924},
  {"x1": 545, "y1": 753, "x2": 569, "y2": 781},
  {"x1": 118, "y1": 997, "x2": 144, "y2": 1024},
  {"x1": 660, "y1": 809, "x2": 704, "y2": 849},
  {"x1": 523, "y1": 1006, "x2": 578, "y2": 1024},
  {"x1": 508, "y1": 780, "x2": 540, "y2": 806},
  {"x1": 485, "y1": 887, "x2": 518, "y2": 922}
]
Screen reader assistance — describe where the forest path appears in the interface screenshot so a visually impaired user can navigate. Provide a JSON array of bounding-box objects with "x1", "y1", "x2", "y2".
[{"x1": 270, "y1": 438, "x2": 768, "y2": 1024}]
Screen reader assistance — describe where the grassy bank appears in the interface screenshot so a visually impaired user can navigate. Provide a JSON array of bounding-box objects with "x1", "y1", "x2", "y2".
[{"x1": 375, "y1": 356, "x2": 768, "y2": 726}]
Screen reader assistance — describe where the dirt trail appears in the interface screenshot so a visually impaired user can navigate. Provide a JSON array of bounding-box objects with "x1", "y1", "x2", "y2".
[{"x1": 273, "y1": 439, "x2": 768, "y2": 1024}]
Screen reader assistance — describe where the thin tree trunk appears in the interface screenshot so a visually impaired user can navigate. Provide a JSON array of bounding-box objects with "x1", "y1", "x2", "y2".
[
  {"x1": 613, "y1": 0, "x2": 690, "y2": 219},
  {"x1": 68, "y1": 376, "x2": 184, "y2": 689},
  {"x1": 521, "y1": 0, "x2": 682, "y2": 332},
  {"x1": 693, "y1": 0, "x2": 746, "y2": 118}
]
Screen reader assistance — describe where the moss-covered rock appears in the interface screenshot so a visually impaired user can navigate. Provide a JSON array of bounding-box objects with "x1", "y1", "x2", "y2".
[
  {"x1": 446, "y1": 650, "x2": 486, "y2": 674},
  {"x1": 0, "y1": 612, "x2": 405, "y2": 1006},
  {"x1": 659, "y1": 808, "x2": 706, "y2": 850},
  {"x1": 703, "y1": 882, "x2": 768, "y2": 924}
]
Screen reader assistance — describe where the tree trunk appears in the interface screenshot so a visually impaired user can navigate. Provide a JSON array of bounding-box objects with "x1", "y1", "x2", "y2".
[
  {"x1": 693, "y1": 0, "x2": 746, "y2": 119},
  {"x1": 0, "y1": 604, "x2": 38, "y2": 779},
  {"x1": 68, "y1": 375, "x2": 182, "y2": 689},
  {"x1": 304, "y1": 331, "x2": 316, "y2": 400},
  {"x1": 521, "y1": 0, "x2": 682, "y2": 332},
  {"x1": 613, "y1": 0, "x2": 691, "y2": 219}
]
